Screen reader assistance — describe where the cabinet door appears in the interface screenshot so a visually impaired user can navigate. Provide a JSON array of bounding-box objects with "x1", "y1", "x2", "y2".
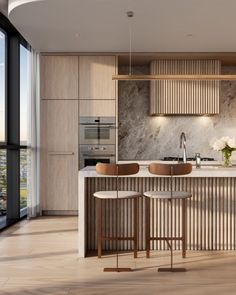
[
  {"x1": 40, "y1": 100, "x2": 78, "y2": 212},
  {"x1": 40, "y1": 56, "x2": 78, "y2": 100},
  {"x1": 79, "y1": 99, "x2": 115, "y2": 117},
  {"x1": 79, "y1": 56, "x2": 117, "y2": 100}
]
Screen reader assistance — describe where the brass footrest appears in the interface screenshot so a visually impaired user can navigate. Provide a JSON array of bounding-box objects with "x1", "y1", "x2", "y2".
[
  {"x1": 104, "y1": 267, "x2": 133, "y2": 272},
  {"x1": 158, "y1": 267, "x2": 186, "y2": 272}
]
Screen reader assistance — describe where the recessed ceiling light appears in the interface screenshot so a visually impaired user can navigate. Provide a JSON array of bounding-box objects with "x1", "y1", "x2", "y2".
[
  {"x1": 75, "y1": 33, "x2": 80, "y2": 38},
  {"x1": 186, "y1": 34, "x2": 193, "y2": 38}
]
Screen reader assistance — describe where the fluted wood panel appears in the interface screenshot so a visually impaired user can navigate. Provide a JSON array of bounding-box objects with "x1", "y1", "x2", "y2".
[
  {"x1": 86, "y1": 177, "x2": 236, "y2": 253},
  {"x1": 150, "y1": 60, "x2": 220, "y2": 115}
]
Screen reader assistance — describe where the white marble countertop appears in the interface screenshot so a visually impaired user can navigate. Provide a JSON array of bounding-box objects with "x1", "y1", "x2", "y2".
[{"x1": 79, "y1": 164, "x2": 236, "y2": 177}]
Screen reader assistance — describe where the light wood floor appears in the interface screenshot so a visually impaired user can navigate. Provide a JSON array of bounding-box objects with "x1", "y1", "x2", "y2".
[{"x1": 0, "y1": 216, "x2": 236, "y2": 294}]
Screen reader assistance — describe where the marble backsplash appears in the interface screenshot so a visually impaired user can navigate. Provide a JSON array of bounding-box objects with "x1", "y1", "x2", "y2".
[{"x1": 118, "y1": 65, "x2": 236, "y2": 161}]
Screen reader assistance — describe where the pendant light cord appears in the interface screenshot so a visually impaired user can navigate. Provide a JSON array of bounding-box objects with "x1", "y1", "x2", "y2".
[
  {"x1": 127, "y1": 11, "x2": 134, "y2": 76},
  {"x1": 129, "y1": 20, "x2": 132, "y2": 75}
]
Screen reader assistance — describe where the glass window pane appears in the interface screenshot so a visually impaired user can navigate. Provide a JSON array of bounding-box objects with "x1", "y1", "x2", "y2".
[
  {"x1": 20, "y1": 44, "x2": 30, "y2": 145},
  {"x1": 0, "y1": 30, "x2": 6, "y2": 143},
  {"x1": 20, "y1": 149, "x2": 28, "y2": 210},
  {"x1": 20, "y1": 45, "x2": 30, "y2": 212},
  {"x1": 0, "y1": 149, "x2": 7, "y2": 216}
]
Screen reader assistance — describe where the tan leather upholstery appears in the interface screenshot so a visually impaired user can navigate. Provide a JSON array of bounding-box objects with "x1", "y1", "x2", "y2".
[
  {"x1": 144, "y1": 191, "x2": 191, "y2": 199},
  {"x1": 94, "y1": 191, "x2": 141, "y2": 199}
]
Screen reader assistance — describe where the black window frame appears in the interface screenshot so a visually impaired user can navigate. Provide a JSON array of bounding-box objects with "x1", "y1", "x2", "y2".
[{"x1": 0, "y1": 12, "x2": 30, "y2": 228}]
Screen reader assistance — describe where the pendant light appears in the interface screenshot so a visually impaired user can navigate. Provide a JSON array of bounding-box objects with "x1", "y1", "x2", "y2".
[{"x1": 112, "y1": 13, "x2": 236, "y2": 81}]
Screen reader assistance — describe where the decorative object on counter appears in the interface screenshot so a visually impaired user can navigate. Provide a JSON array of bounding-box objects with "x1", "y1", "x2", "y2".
[
  {"x1": 211, "y1": 136, "x2": 236, "y2": 167},
  {"x1": 144, "y1": 163, "x2": 192, "y2": 272},
  {"x1": 195, "y1": 153, "x2": 201, "y2": 168},
  {"x1": 94, "y1": 163, "x2": 141, "y2": 272}
]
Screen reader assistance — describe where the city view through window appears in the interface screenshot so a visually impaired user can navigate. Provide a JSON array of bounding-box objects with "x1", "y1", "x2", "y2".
[
  {"x1": 0, "y1": 34, "x2": 30, "y2": 216},
  {"x1": 20, "y1": 44, "x2": 30, "y2": 211},
  {"x1": 0, "y1": 29, "x2": 6, "y2": 215}
]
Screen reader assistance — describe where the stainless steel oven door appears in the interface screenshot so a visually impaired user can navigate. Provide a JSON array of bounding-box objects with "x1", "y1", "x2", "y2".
[
  {"x1": 79, "y1": 145, "x2": 116, "y2": 168},
  {"x1": 82, "y1": 155, "x2": 115, "y2": 168},
  {"x1": 80, "y1": 154, "x2": 116, "y2": 168},
  {"x1": 80, "y1": 124, "x2": 116, "y2": 145}
]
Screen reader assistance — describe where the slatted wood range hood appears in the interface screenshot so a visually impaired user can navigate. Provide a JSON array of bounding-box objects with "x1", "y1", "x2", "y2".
[{"x1": 150, "y1": 59, "x2": 220, "y2": 115}]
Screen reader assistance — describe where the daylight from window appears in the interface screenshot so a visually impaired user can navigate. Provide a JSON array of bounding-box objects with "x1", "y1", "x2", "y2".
[
  {"x1": 0, "y1": 30, "x2": 5, "y2": 143},
  {"x1": 20, "y1": 44, "x2": 30, "y2": 210}
]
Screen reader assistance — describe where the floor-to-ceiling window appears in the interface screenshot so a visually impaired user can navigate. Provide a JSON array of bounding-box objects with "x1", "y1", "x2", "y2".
[
  {"x1": 0, "y1": 29, "x2": 7, "y2": 220},
  {"x1": 20, "y1": 44, "x2": 30, "y2": 215},
  {"x1": 0, "y1": 13, "x2": 31, "y2": 228}
]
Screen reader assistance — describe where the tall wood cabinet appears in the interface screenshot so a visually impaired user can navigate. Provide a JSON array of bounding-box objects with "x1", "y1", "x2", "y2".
[
  {"x1": 40, "y1": 54, "x2": 117, "y2": 213},
  {"x1": 40, "y1": 56, "x2": 79, "y2": 214}
]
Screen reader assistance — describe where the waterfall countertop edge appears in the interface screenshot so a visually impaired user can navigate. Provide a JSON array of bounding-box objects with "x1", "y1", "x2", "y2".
[{"x1": 79, "y1": 164, "x2": 236, "y2": 178}]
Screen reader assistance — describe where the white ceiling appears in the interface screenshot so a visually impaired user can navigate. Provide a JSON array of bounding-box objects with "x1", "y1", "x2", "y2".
[
  {"x1": 7, "y1": 0, "x2": 236, "y2": 52},
  {"x1": 0, "y1": 0, "x2": 8, "y2": 15}
]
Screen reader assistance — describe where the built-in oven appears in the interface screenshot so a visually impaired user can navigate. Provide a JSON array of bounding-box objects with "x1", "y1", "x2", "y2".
[
  {"x1": 80, "y1": 117, "x2": 116, "y2": 145},
  {"x1": 80, "y1": 145, "x2": 116, "y2": 168}
]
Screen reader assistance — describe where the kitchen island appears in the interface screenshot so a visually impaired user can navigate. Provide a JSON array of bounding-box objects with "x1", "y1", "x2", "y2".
[{"x1": 78, "y1": 164, "x2": 236, "y2": 257}]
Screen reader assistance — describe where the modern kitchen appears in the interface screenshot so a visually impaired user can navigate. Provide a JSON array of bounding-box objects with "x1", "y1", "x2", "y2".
[
  {"x1": 1, "y1": 0, "x2": 236, "y2": 294},
  {"x1": 78, "y1": 56, "x2": 236, "y2": 260}
]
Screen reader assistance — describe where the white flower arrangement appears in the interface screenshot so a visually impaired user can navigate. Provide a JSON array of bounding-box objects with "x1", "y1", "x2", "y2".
[
  {"x1": 210, "y1": 136, "x2": 236, "y2": 166},
  {"x1": 211, "y1": 136, "x2": 236, "y2": 151}
]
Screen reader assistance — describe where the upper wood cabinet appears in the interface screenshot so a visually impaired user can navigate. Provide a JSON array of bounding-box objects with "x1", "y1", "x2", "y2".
[
  {"x1": 150, "y1": 60, "x2": 220, "y2": 115},
  {"x1": 79, "y1": 99, "x2": 115, "y2": 117},
  {"x1": 40, "y1": 56, "x2": 78, "y2": 99},
  {"x1": 79, "y1": 56, "x2": 117, "y2": 100}
]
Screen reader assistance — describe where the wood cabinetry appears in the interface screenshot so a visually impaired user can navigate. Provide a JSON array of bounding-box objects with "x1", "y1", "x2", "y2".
[
  {"x1": 150, "y1": 60, "x2": 220, "y2": 115},
  {"x1": 40, "y1": 99, "x2": 78, "y2": 212},
  {"x1": 79, "y1": 99, "x2": 115, "y2": 117},
  {"x1": 40, "y1": 56, "x2": 78, "y2": 100},
  {"x1": 79, "y1": 56, "x2": 117, "y2": 100}
]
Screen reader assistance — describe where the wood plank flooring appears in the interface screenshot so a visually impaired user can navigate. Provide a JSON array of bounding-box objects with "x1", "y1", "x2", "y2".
[{"x1": 0, "y1": 216, "x2": 235, "y2": 294}]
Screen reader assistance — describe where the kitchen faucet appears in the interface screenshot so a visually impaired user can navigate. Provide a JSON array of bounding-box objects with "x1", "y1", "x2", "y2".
[{"x1": 180, "y1": 132, "x2": 187, "y2": 163}]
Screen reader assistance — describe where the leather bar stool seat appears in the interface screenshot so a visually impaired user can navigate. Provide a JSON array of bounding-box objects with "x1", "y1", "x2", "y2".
[
  {"x1": 144, "y1": 191, "x2": 191, "y2": 199},
  {"x1": 94, "y1": 191, "x2": 141, "y2": 199}
]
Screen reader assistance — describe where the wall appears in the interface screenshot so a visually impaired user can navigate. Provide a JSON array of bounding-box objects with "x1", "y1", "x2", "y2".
[{"x1": 118, "y1": 65, "x2": 236, "y2": 161}]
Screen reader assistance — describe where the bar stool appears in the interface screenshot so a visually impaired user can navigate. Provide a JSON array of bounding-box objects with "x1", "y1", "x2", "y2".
[
  {"x1": 144, "y1": 163, "x2": 192, "y2": 272},
  {"x1": 94, "y1": 163, "x2": 140, "y2": 272}
]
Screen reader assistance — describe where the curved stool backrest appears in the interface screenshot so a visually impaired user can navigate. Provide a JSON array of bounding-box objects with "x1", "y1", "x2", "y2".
[
  {"x1": 148, "y1": 163, "x2": 192, "y2": 176},
  {"x1": 96, "y1": 163, "x2": 140, "y2": 176}
]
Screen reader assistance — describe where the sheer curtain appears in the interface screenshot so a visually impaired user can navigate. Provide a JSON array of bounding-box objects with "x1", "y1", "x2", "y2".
[{"x1": 27, "y1": 48, "x2": 40, "y2": 218}]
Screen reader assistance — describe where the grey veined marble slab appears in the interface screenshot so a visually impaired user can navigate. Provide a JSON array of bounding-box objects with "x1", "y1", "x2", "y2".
[{"x1": 118, "y1": 65, "x2": 236, "y2": 161}]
